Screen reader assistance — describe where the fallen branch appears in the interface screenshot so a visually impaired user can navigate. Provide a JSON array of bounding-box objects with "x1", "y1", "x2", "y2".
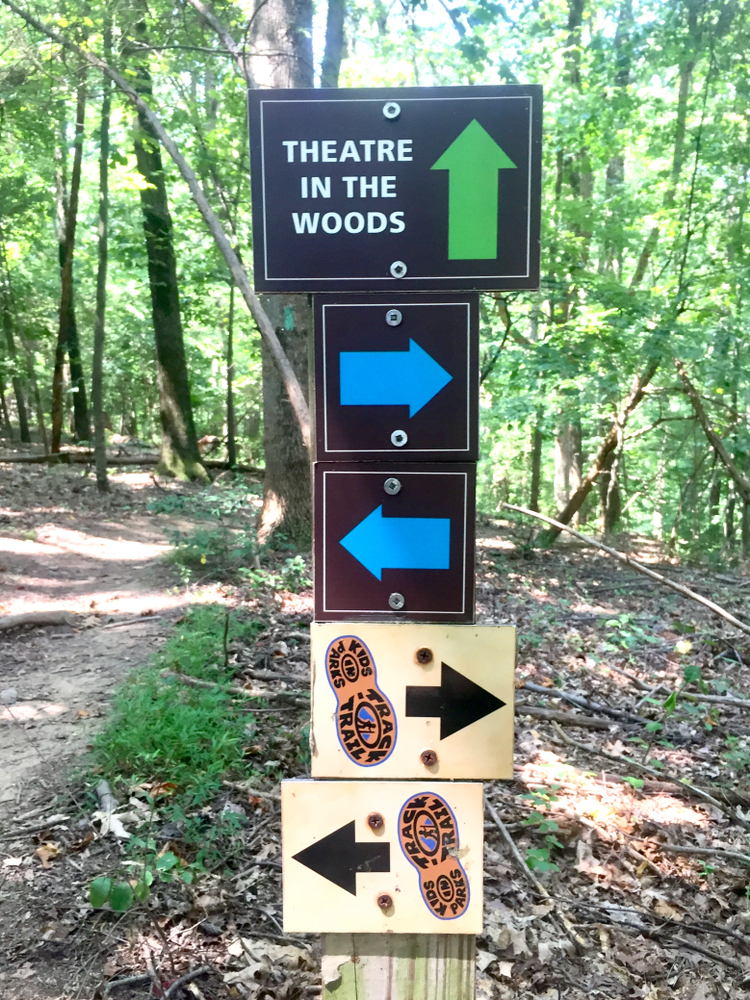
[
  {"x1": 0, "y1": 611, "x2": 77, "y2": 632},
  {"x1": 515, "y1": 704, "x2": 612, "y2": 730},
  {"x1": 664, "y1": 935, "x2": 744, "y2": 972},
  {"x1": 485, "y1": 798, "x2": 590, "y2": 950},
  {"x1": 655, "y1": 843, "x2": 750, "y2": 866},
  {"x1": 523, "y1": 681, "x2": 648, "y2": 725},
  {"x1": 0, "y1": 451, "x2": 263, "y2": 473},
  {"x1": 161, "y1": 669, "x2": 309, "y2": 705},
  {"x1": 163, "y1": 965, "x2": 213, "y2": 1000},
  {"x1": 551, "y1": 723, "x2": 745, "y2": 827},
  {"x1": 103, "y1": 974, "x2": 152, "y2": 996},
  {"x1": 502, "y1": 503, "x2": 750, "y2": 639}
]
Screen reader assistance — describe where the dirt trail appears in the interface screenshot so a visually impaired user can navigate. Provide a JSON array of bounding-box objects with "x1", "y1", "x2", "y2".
[{"x1": 0, "y1": 469, "x2": 193, "y2": 811}]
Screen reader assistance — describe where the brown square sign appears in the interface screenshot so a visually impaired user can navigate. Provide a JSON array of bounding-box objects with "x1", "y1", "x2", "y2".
[{"x1": 314, "y1": 463, "x2": 475, "y2": 622}]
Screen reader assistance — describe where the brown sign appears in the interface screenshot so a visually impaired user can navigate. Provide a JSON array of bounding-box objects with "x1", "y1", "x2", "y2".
[
  {"x1": 314, "y1": 294, "x2": 478, "y2": 461},
  {"x1": 313, "y1": 463, "x2": 475, "y2": 622}
]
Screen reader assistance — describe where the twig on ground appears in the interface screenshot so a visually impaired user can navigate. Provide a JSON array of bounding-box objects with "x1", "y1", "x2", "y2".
[
  {"x1": 515, "y1": 704, "x2": 612, "y2": 730},
  {"x1": 103, "y1": 974, "x2": 152, "y2": 996},
  {"x1": 655, "y1": 843, "x2": 750, "y2": 865},
  {"x1": 664, "y1": 935, "x2": 744, "y2": 971},
  {"x1": 485, "y1": 797, "x2": 590, "y2": 950},
  {"x1": 101, "y1": 615, "x2": 163, "y2": 630},
  {"x1": 502, "y1": 502, "x2": 750, "y2": 638},
  {"x1": 523, "y1": 681, "x2": 648, "y2": 725},
  {"x1": 551, "y1": 723, "x2": 745, "y2": 827},
  {"x1": 0, "y1": 813, "x2": 71, "y2": 838},
  {"x1": 161, "y1": 669, "x2": 308, "y2": 705}
]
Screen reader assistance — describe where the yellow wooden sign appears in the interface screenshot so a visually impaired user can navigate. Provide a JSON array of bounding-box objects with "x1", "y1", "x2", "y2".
[
  {"x1": 282, "y1": 779, "x2": 483, "y2": 934},
  {"x1": 310, "y1": 623, "x2": 515, "y2": 780}
]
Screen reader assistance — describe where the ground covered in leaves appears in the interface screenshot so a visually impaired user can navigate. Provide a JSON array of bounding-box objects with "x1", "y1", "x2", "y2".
[{"x1": 1, "y1": 464, "x2": 750, "y2": 999}]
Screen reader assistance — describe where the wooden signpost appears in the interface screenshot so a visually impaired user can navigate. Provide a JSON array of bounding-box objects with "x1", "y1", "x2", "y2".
[{"x1": 249, "y1": 81, "x2": 542, "y2": 1000}]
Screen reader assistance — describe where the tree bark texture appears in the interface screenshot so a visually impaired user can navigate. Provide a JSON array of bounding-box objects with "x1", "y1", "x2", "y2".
[
  {"x1": 52, "y1": 74, "x2": 91, "y2": 449},
  {"x1": 92, "y1": 26, "x2": 112, "y2": 493},
  {"x1": 131, "y1": 19, "x2": 205, "y2": 481},
  {"x1": 248, "y1": 0, "x2": 314, "y2": 546},
  {"x1": 320, "y1": 0, "x2": 346, "y2": 88},
  {"x1": 529, "y1": 413, "x2": 543, "y2": 512},
  {"x1": 226, "y1": 281, "x2": 237, "y2": 468},
  {"x1": 554, "y1": 417, "x2": 582, "y2": 515},
  {"x1": 257, "y1": 296, "x2": 312, "y2": 547}
]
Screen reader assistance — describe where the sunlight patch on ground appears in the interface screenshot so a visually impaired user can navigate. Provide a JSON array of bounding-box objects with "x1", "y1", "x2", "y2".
[{"x1": 0, "y1": 702, "x2": 69, "y2": 722}]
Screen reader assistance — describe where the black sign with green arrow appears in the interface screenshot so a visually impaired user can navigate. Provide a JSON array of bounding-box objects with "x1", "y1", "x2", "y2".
[{"x1": 249, "y1": 84, "x2": 541, "y2": 292}]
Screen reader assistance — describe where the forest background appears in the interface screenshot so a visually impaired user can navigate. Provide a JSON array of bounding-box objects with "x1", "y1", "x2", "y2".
[{"x1": 0, "y1": 0, "x2": 748, "y2": 563}]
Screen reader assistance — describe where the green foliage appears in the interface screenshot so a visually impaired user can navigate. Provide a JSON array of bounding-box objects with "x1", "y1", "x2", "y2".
[{"x1": 91, "y1": 605, "x2": 260, "y2": 796}]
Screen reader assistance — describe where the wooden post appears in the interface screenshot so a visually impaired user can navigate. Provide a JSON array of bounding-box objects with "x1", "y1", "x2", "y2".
[{"x1": 321, "y1": 934, "x2": 475, "y2": 999}]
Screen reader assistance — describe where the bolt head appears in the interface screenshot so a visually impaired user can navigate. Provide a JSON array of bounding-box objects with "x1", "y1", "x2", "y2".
[
  {"x1": 390, "y1": 429, "x2": 408, "y2": 448},
  {"x1": 384, "y1": 477, "x2": 402, "y2": 496},
  {"x1": 390, "y1": 260, "x2": 407, "y2": 278},
  {"x1": 388, "y1": 592, "x2": 405, "y2": 611},
  {"x1": 420, "y1": 749, "x2": 438, "y2": 767},
  {"x1": 367, "y1": 812, "x2": 384, "y2": 831},
  {"x1": 377, "y1": 893, "x2": 394, "y2": 910},
  {"x1": 385, "y1": 308, "x2": 403, "y2": 327},
  {"x1": 382, "y1": 101, "x2": 401, "y2": 120},
  {"x1": 416, "y1": 647, "x2": 433, "y2": 665}
]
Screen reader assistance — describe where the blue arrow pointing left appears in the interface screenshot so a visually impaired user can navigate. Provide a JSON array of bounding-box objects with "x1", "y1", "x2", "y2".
[
  {"x1": 339, "y1": 505, "x2": 450, "y2": 580},
  {"x1": 340, "y1": 339, "x2": 452, "y2": 417}
]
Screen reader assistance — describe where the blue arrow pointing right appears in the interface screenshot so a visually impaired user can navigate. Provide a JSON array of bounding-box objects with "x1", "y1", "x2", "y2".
[
  {"x1": 339, "y1": 505, "x2": 450, "y2": 580},
  {"x1": 340, "y1": 339, "x2": 453, "y2": 417}
]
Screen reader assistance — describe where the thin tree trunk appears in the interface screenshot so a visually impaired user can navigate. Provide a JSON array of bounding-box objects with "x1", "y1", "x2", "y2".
[
  {"x1": 529, "y1": 412, "x2": 543, "y2": 512},
  {"x1": 0, "y1": 374, "x2": 11, "y2": 437},
  {"x1": 320, "y1": 0, "x2": 346, "y2": 87},
  {"x1": 674, "y1": 358, "x2": 750, "y2": 506},
  {"x1": 226, "y1": 280, "x2": 237, "y2": 469},
  {"x1": 537, "y1": 360, "x2": 658, "y2": 545},
  {"x1": 92, "y1": 25, "x2": 112, "y2": 493},
  {"x1": 130, "y1": 16, "x2": 205, "y2": 481},
  {"x1": 0, "y1": 237, "x2": 29, "y2": 442},
  {"x1": 53, "y1": 73, "x2": 91, "y2": 449}
]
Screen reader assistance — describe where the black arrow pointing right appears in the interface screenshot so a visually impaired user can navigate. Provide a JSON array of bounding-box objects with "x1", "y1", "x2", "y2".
[
  {"x1": 292, "y1": 821, "x2": 390, "y2": 895},
  {"x1": 405, "y1": 662, "x2": 506, "y2": 739}
]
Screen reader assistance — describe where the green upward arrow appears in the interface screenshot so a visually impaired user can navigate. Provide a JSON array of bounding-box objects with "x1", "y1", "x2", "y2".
[{"x1": 431, "y1": 119, "x2": 517, "y2": 260}]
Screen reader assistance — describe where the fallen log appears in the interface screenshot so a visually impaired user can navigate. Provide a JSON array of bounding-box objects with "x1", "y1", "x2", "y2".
[
  {"x1": 0, "y1": 610, "x2": 77, "y2": 632},
  {"x1": 0, "y1": 451, "x2": 263, "y2": 474}
]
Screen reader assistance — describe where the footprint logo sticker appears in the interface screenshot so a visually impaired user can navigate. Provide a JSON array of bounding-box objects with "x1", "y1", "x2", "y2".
[
  {"x1": 399, "y1": 792, "x2": 469, "y2": 920},
  {"x1": 325, "y1": 635, "x2": 396, "y2": 766}
]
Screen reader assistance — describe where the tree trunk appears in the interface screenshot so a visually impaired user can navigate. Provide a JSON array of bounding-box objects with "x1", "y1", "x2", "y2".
[
  {"x1": 320, "y1": 0, "x2": 346, "y2": 88},
  {"x1": 226, "y1": 281, "x2": 237, "y2": 469},
  {"x1": 599, "y1": 446, "x2": 622, "y2": 533},
  {"x1": 674, "y1": 358, "x2": 750, "y2": 506},
  {"x1": 529, "y1": 412, "x2": 543, "y2": 512},
  {"x1": 537, "y1": 360, "x2": 658, "y2": 545},
  {"x1": 130, "y1": 17, "x2": 206, "y2": 481},
  {"x1": 554, "y1": 417, "x2": 582, "y2": 521},
  {"x1": 0, "y1": 374, "x2": 11, "y2": 437},
  {"x1": 0, "y1": 244, "x2": 29, "y2": 443},
  {"x1": 257, "y1": 297, "x2": 312, "y2": 547},
  {"x1": 92, "y1": 26, "x2": 112, "y2": 493},
  {"x1": 52, "y1": 74, "x2": 91, "y2": 450},
  {"x1": 248, "y1": 0, "x2": 314, "y2": 547}
]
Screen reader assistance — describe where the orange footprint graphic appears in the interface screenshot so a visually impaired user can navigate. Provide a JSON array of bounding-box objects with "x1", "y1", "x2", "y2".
[
  {"x1": 399, "y1": 791, "x2": 469, "y2": 920},
  {"x1": 325, "y1": 635, "x2": 396, "y2": 766}
]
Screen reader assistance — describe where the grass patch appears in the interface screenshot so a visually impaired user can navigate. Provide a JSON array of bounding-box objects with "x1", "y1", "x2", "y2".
[{"x1": 91, "y1": 605, "x2": 264, "y2": 804}]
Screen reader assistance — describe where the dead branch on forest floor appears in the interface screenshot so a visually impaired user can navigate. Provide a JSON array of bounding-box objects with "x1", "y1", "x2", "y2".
[
  {"x1": 0, "y1": 610, "x2": 78, "y2": 632},
  {"x1": 515, "y1": 704, "x2": 612, "y2": 729},
  {"x1": 160, "y1": 669, "x2": 309, "y2": 706},
  {"x1": 502, "y1": 503, "x2": 750, "y2": 639},
  {"x1": 485, "y1": 797, "x2": 591, "y2": 951},
  {"x1": 523, "y1": 680, "x2": 648, "y2": 725}
]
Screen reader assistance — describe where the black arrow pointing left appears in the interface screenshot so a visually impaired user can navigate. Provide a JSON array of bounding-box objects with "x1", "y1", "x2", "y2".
[
  {"x1": 292, "y1": 821, "x2": 390, "y2": 895},
  {"x1": 405, "y1": 662, "x2": 506, "y2": 739}
]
